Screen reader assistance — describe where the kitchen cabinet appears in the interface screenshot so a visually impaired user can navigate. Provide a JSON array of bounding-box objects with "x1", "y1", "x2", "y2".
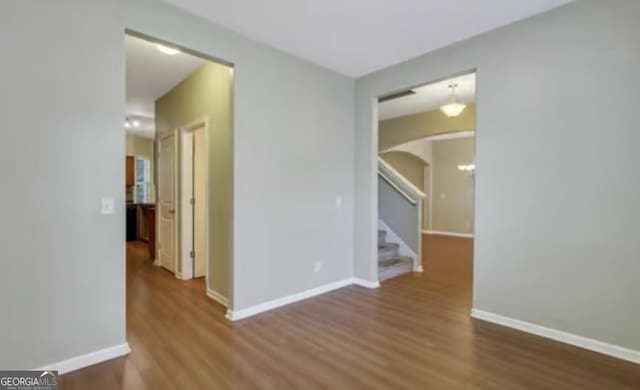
[
  {"x1": 126, "y1": 203, "x2": 156, "y2": 260},
  {"x1": 126, "y1": 156, "x2": 135, "y2": 186},
  {"x1": 141, "y1": 205, "x2": 156, "y2": 260}
]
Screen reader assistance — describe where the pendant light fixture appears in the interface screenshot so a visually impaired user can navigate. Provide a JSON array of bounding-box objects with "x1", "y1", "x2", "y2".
[{"x1": 440, "y1": 83, "x2": 466, "y2": 117}]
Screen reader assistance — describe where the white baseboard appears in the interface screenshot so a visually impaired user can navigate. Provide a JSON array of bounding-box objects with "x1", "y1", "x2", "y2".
[
  {"x1": 352, "y1": 277, "x2": 380, "y2": 289},
  {"x1": 226, "y1": 277, "x2": 379, "y2": 321},
  {"x1": 413, "y1": 265, "x2": 424, "y2": 273},
  {"x1": 424, "y1": 230, "x2": 474, "y2": 239},
  {"x1": 207, "y1": 288, "x2": 229, "y2": 307},
  {"x1": 35, "y1": 343, "x2": 131, "y2": 375},
  {"x1": 471, "y1": 309, "x2": 640, "y2": 365}
]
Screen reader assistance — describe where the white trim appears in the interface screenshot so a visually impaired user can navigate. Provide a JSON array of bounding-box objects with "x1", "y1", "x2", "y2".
[
  {"x1": 179, "y1": 129, "x2": 195, "y2": 280},
  {"x1": 35, "y1": 343, "x2": 131, "y2": 375},
  {"x1": 207, "y1": 288, "x2": 229, "y2": 307},
  {"x1": 352, "y1": 278, "x2": 381, "y2": 288},
  {"x1": 174, "y1": 271, "x2": 191, "y2": 281},
  {"x1": 423, "y1": 230, "x2": 474, "y2": 238},
  {"x1": 421, "y1": 130, "x2": 475, "y2": 142},
  {"x1": 176, "y1": 118, "x2": 210, "y2": 284},
  {"x1": 471, "y1": 309, "x2": 640, "y2": 365},
  {"x1": 225, "y1": 278, "x2": 379, "y2": 321},
  {"x1": 378, "y1": 220, "x2": 419, "y2": 271}
]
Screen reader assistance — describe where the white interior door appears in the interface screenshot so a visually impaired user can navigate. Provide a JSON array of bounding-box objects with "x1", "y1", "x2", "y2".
[
  {"x1": 159, "y1": 133, "x2": 177, "y2": 273},
  {"x1": 193, "y1": 126, "x2": 206, "y2": 278}
]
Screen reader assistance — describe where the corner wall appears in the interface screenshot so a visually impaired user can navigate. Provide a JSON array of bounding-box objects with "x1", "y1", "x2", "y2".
[
  {"x1": 0, "y1": 0, "x2": 354, "y2": 370},
  {"x1": 355, "y1": 0, "x2": 640, "y2": 352}
]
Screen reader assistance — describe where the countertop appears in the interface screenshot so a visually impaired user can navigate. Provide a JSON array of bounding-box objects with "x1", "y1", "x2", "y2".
[{"x1": 126, "y1": 203, "x2": 156, "y2": 208}]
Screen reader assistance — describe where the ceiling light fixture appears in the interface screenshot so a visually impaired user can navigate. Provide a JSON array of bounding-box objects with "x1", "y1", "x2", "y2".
[
  {"x1": 132, "y1": 120, "x2": 141, "y2": 128},
  {"x1": 124, "y1": 120, "x2": 131, "y2": 129},
  {"x1": 457, "y1": 164, "x2": 475, "y2": 173},
  {"x1": 155, "y1": 44, "x2": 180, "y2": 56},
  {"x1": 440, "y1": 83, "x2": 467, "y2": 117}
]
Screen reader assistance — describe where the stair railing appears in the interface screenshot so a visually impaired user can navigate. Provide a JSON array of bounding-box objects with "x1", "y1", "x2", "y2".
[
  {"x1": 378, "y1": 157, "x2": 426, "y2": 203},
  {"x1": 378, "y1": 157, "x2": 427, "y2": 272}
]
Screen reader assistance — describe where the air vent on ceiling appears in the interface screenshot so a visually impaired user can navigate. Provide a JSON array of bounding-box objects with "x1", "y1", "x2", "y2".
[{"x1": 378, "y1": 90, "x2": 416, "y2": 103}]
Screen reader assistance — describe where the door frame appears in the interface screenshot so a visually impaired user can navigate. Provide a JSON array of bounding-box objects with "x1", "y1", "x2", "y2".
[
  {"x1": 126, "y1": 29, "x2": 234, "y2": 310},
  {"x1": 372, "y1": 69, "x2": 477, "y2": 282},
  {"x1": 156, "y1": 131, "x2": 179, "y2": 273},
  {"x1": 176, "y1": 117, "x2": 211, "y2": 285}
]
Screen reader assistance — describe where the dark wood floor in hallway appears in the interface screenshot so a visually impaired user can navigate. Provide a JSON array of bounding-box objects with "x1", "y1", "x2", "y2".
[{"x1": 60, "y1": 236, "x2": 640, "y2": 389}]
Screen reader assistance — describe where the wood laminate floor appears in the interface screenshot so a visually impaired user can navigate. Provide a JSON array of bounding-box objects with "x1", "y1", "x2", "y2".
[{"x1": 60, "y1": 236, "x2": 640, "y2": 389}]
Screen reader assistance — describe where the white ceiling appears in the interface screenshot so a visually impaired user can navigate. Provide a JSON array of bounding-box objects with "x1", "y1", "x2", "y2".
[
  {"x1": 379, "y1": 72, "x2": 476, "y2": 120},
  {"x1": 125, "y1": 35, "x2": 206, "y2": 138},
  {"x1": 164, "y1": 0, "x2": 572, "y2": 77}
]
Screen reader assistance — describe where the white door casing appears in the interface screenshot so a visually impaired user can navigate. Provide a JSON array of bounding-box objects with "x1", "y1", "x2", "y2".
[
  {"x1": 193, "y1": 126, "x2": 206, "y2": 278},
  {"x1": 158, "y1": 133, "x2": 177, "y2": 273}
]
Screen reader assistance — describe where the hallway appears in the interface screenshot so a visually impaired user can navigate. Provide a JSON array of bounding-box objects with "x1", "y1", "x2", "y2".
[{"x1": 59, "y1": 238, "x2": 640, "y2": 389}]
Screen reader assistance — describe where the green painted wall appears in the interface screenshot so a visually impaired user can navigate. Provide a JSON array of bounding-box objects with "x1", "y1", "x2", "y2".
[
  {"x1": 379, "y1": 104, "x2": 475, "y2": 151},
  {"x1": 431, "y1": 138, "x2": 475, "y2": 234},
  {"x1": 156, "y1": 63, "x2": 233, "y2": 298}
]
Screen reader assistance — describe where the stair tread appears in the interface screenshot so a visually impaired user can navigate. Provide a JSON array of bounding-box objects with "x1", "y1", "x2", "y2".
[
  {"x1": 378, "y1": 243, "x2": 399, "y2": 250},
  {"x1": 378, "y1": 255, "x2": 414, "y2": 281},
  {"x1": 378, "y1": 242, "x2": 400, "y2": 261},
  {"x1": 379, "y1": 256, "x2": 413, "y2": 268}
]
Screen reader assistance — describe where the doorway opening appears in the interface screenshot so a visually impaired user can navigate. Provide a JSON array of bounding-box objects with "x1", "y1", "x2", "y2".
[
  {"x1": 375, "y1": 71, "x2": 476, "y2": 303},
  {"x1": 124, "y1": 31, "x2": 234, "y2": 308}
]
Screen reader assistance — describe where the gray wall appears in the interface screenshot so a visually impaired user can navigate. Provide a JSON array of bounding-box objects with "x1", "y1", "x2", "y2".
[
  {"x1": 378, "y1": 178, "x2": 420, "y2": 253},
  {"x1": 0, "y1": 1, "x2": 126, "y2": 370},
  {"x1": 0, "y1": 0, "x2": 354, "y2": 369},
  {"x1": 355, "y1": 0, "x2": 640, "y2": 352}
]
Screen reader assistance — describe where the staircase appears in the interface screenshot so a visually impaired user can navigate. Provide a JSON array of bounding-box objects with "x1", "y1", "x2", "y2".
[{"x1": 378, "y1": 229, "x2": 413, "y2": 281}]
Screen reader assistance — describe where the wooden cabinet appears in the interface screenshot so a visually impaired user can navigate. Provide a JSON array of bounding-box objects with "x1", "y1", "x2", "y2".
[
  {"x1": 141, "y1": 206, "x2": 156, "y2": 260},
  {"x1": 126, "y1": 156, "x2": 135, "y2": 186}
]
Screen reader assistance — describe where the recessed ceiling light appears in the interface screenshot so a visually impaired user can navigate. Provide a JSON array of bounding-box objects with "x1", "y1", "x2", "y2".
[
  {"x1": 156, "y1": 44, "x2": 180, "y2": 55},
  {"x1": 124, "y1": 120, "x2": 131, "y2": 129},
  {"x1": 132, "y1": 120, "x2": 141, "y2": 128}
]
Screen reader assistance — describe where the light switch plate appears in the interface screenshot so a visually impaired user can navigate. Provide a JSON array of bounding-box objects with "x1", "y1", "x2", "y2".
[
  {"x1": 101, "y1": 198, "x2": 115, "y2": 215},
  {"x1": 335, "y1": 196, "x2": 342, "y2": 208}
]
